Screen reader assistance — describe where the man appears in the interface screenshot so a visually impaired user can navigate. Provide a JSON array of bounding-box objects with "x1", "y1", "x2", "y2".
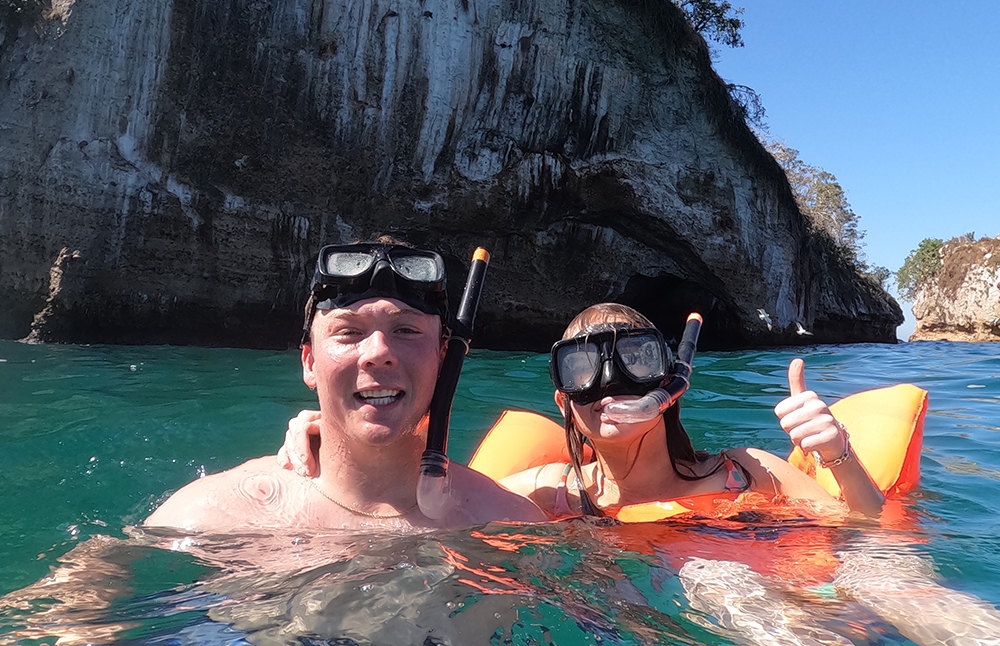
[{"x1": 145, "y1": 241, "x2": 545, "y2": 531}]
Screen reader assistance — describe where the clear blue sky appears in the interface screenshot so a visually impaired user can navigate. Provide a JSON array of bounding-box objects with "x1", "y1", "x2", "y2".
[{"x1": 712, "y1": 1, "x2": 999, "y2": 339}]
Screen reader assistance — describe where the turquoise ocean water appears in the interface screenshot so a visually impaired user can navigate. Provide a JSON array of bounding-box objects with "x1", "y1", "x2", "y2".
[{"x1": 1, "y1": 339, "x2": 998, "y2": 644}]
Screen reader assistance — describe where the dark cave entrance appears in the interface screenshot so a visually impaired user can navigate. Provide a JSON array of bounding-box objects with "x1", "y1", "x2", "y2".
[{"x1": 617, "y1": 274, "x2": 747, "y2": 351}]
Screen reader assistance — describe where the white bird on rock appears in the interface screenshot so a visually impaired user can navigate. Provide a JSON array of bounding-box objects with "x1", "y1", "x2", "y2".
[
  {"x1": 795, "y1": 321, "x2": 813, "y2": 336},
  {"x1": 756, "y1": 308, "x2": 773, "y2": 331}
]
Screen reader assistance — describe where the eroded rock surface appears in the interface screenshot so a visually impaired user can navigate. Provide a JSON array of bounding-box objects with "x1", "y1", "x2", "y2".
[
  {"x1": 911, "y1": 237, "x2": 1000, "y2": 343},
  {"x1": 0, "y1": 0, "x2": 901, "y2": 350}
]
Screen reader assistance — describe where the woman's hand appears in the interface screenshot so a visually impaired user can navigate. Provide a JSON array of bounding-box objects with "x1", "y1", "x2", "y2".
[
  {"x1": 774, "y1": 358, "x2": 884, "y2": 515},
  {"x1": 276, "y1": 409, "x2": 321, "y2": 477},
  {"x1": 774, "y1": 358, "x2": 847, "y2": 463}
]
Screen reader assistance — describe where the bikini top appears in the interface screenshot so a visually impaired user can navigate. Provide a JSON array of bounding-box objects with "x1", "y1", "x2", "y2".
[{"x1": 552, "y1": 453, "x2": 750, "y2": 518}]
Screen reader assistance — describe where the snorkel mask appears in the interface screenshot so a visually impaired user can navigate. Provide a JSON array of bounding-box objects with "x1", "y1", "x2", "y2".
[
  {"x1": 550, "y1": 325, "x2": 673, "y2": 406},
  {"x1": 302, "y1": 243, "x2": 449, "y2": 344},
  {"x1": 551, "y1": 314, "x2": 703, "y2": 424}
]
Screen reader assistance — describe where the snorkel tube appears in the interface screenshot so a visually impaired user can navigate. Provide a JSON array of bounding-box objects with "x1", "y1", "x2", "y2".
[
  {"x1": 603, "y1": 313, "x2": 703, "y2": 424},
  {"x1": 417, "y1": 248, "x2": 490, "y2": 519}
]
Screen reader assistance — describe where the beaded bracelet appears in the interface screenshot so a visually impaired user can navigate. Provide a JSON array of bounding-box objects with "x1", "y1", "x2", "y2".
[{"x1": 816, "y1": 422, "x2": 852, "y2": 469}]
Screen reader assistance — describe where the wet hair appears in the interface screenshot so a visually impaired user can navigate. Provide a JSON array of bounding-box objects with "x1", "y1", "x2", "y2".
[{"x1": 559, "y1": 303, "x2": 748, "y2": 516}]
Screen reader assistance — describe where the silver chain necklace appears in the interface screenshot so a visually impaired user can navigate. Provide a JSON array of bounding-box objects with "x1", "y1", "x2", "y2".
[{"x1": 309, "y1": 479, "x2": 417, "y2": 519}]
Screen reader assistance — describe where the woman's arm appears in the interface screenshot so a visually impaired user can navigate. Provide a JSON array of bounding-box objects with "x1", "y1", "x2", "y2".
[
  {"x1": 727, "y1": 446, "x2": 843, "y2": 509},
  {"x1": 774, "y1": 359, "x2": 885, "y2": 516}
]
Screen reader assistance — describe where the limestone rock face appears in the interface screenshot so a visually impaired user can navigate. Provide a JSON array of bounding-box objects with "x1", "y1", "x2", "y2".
[
  {"x1": 910, "y1": 237, "x2": 1000, "y2": 343},
  {"x1": 0, "y1": 0, "x2": 901, "y2": 350}
]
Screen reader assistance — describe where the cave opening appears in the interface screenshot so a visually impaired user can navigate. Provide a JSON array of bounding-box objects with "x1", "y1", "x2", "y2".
[{"x1": 617, "y1": 274, "x2": 747, "y2": 351}]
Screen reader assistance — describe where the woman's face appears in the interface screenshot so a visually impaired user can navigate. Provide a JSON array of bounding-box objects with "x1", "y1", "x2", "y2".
[
  {"x1": 557, "y1": 316, "x2": 664, "y2": 442},
  {"x1": 558, "y1": 392, "x2": 663, "y2": 446}
]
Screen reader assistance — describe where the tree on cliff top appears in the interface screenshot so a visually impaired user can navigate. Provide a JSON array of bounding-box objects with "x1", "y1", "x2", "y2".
[
  {"x1": 896, "y1": 238, "x2": 943, "y2": 300},
  {"x1": 674, "y1": 0, "x2": 745, "y2": 48},
  {"x1": 766, "y1": 140, "x2": 890, "y2": 288},
  {"x1": 668, "y1": 1, "x2": 772, "y2": 131},
  {"x1": 767, "y1": 141, "x2": 862, "y2": 250}
]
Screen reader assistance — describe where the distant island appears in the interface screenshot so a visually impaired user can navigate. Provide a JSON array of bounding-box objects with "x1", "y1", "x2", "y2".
[{"x1": 901, "y1": 235, "x2": 1000, "y2": 342}]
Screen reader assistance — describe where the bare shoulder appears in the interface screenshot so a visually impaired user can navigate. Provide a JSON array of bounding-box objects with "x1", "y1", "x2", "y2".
[
  {"x1": 451, "y1": 464, "x2": 548, "y2": 523},
  {"x1": 499, "y1": 462, "x2": 568, "y2": 517},
  {"x1": 144, "y1": 457, "x2": 301, "y2": 532}
]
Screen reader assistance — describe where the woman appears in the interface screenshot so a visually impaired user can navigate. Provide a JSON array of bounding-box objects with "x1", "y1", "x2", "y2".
[
  {"x1": 280, "y1": 303, "x2": 885, "y2": 517},
  {"x1": 495, "y1": 303, "x2": 883, "y2": 518}
]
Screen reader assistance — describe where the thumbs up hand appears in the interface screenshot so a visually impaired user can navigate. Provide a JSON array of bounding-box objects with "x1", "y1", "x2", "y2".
[{"x1": 773, "y1": 358, "x2": 848, "y2": 464}]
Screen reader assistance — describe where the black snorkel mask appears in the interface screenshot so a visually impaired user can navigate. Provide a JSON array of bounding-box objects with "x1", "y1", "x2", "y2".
[
  {"x1": 302, "y1": 243, "x2": 449, "y2": 344},
  {"x1": 550, "y1": 325, "x2": 674, "y2": 405}
]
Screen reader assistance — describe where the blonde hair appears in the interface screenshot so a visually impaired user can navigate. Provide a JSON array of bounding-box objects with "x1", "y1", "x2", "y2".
[{"x1": 562, "y1": 303, "x2": 655, "y2": 340}]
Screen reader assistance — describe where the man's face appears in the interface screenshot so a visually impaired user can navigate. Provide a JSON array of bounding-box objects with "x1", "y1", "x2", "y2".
[{"x1": 301, "y1": 298, "x2": 445, "y2": 446}]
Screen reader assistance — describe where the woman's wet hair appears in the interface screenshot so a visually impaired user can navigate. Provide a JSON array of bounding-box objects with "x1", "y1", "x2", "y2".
[{"x1": 560, "y1": 303, "x2": 743, "y2": 516}]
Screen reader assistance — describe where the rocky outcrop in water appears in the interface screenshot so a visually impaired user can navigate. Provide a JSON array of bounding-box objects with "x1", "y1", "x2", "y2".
[
  {"x1": 910, "y1": 237, "x2": 1000, "y2": 342},
  {"x1": 0, "y1": 0, "x2": 901, "y2": 350}
]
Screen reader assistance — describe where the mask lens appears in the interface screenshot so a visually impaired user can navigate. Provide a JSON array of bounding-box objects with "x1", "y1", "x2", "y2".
[
  {"x1": 616, "y1": 334, "x2": 666, "y2": 381},
  {"x1": 556, "y1": 341, "x2": 602, "y2": 390},
  {"x1": 391, "y1": 253, "x2": 443, "y2": 282},
  {"x1": 324, "y1": 251, "x2": 375, "y2": 277}
]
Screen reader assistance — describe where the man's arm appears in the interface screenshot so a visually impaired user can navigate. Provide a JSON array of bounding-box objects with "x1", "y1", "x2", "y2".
[
  {"x1": 451, "y1": 463, "x2": 548, "y2": 524},
  {"x1": 144, "y1": 476, "x2": 218, "y2": 531}
]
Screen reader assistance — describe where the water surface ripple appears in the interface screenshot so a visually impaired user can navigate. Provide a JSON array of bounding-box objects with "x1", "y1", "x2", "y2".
[{"x1": 1, "y1": 340, "x2": 998, "y2": 645}]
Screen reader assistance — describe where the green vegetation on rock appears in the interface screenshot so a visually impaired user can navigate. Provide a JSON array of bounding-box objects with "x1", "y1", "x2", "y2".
[
  {"x1": 766, "y1": 140, "x2": 890, "y2": 289},
  {"x1": 670, "y1": 1, "x2": 770, "y2": 130},
  {"x1": 896, "y1": 238, "x2": 944, "y2": 300},
  {"x1": 674, "y1": 0, "x2": 745, "y2": 48}
]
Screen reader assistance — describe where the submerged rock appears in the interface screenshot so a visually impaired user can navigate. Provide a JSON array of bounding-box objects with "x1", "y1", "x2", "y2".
[
  {"x1": 0, "y1": 0, "x2": 901, "y2": 350},
  {"x1": 910, "y1": 237, "x2": 1000, "y2": 342}
]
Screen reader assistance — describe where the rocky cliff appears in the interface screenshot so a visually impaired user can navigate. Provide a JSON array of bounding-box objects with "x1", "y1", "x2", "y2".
[
  {"x1": 910, "y1": 237, "x2": 1000, "y2": 342},
  {"x1": 0, "y1": 0, "x2": 901, "y2": 351}
]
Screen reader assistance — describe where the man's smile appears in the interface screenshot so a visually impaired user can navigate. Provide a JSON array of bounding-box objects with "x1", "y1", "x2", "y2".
[{"x1": 355, "y1": 389, "x2": 404, "y2": 406}]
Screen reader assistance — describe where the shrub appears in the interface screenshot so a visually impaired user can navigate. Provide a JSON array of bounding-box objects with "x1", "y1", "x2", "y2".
[{"x1": 896, "y1": 238, "x2": 943, "y2": 300}]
